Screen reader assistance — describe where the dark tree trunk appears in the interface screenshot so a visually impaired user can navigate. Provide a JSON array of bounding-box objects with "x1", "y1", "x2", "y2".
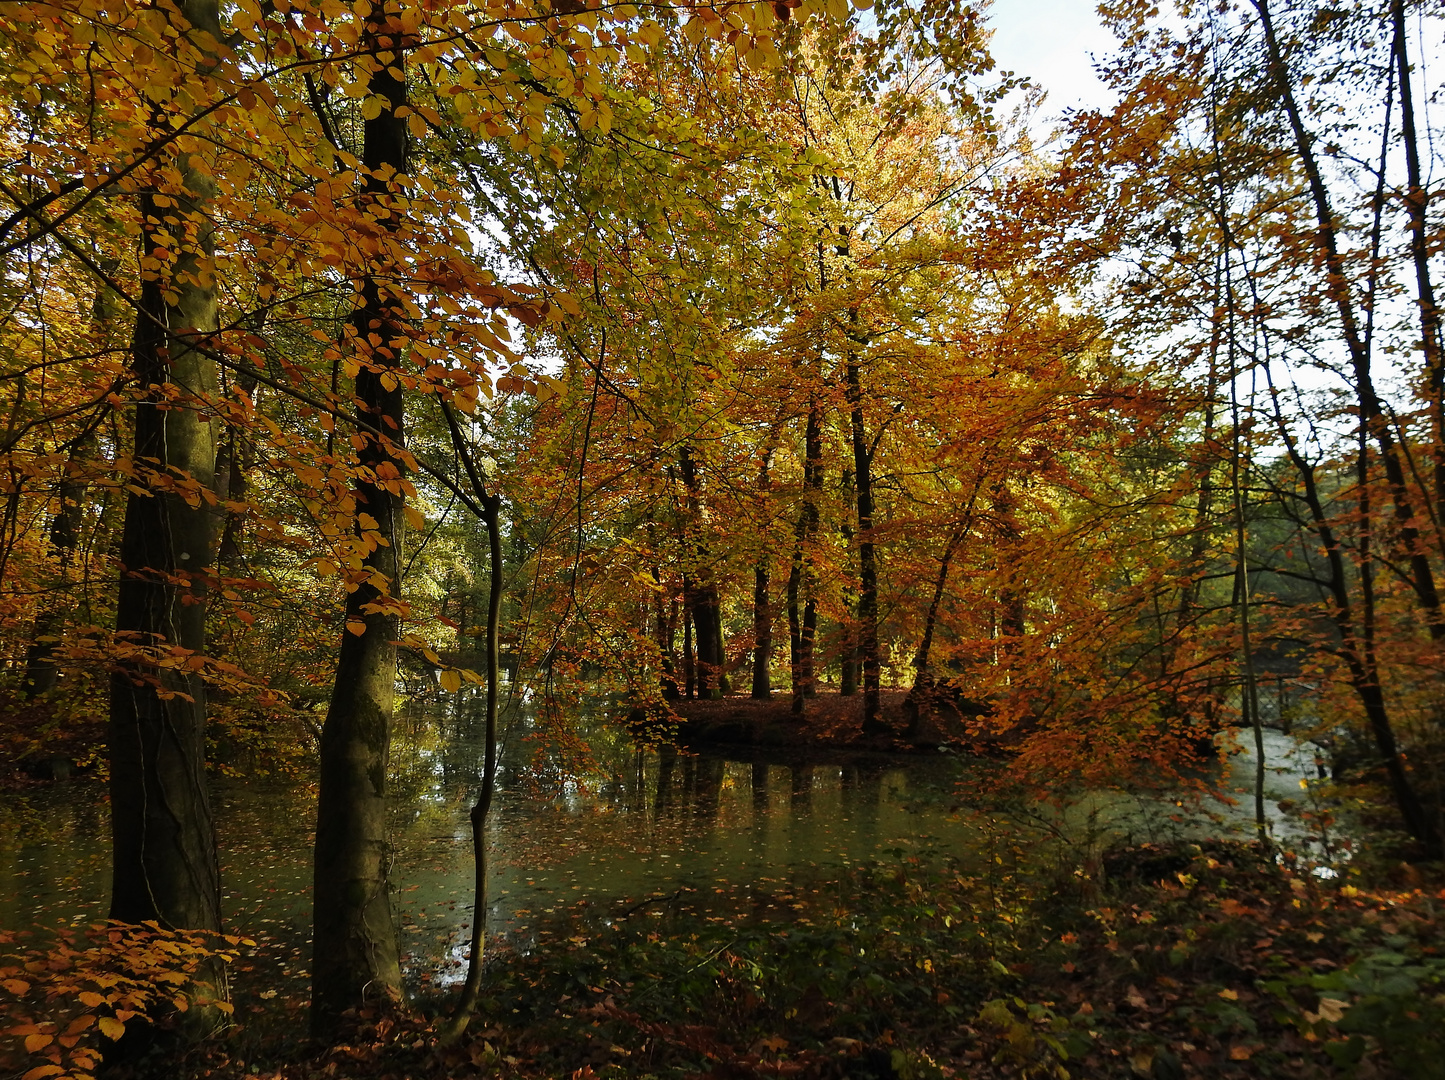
[
  {"x1": 751, "y1": 561, "x2": 771, "y2": 698},
  {"x1": 913, "y1": 527, "x2": 965, "y2": 683},
  {"x1": 654, "y1": 568, "x2": 680, "y2": 701},
  {"x1": 1390, "y1": 0, "x2": 1445, "y2": 512},
  {"x1": 689, "y1": 581, "x2": 725, "y2": 698},
  {"x1": 751, "y1": 447, "x2": 774, "y2": 699},
  {"x1": 108, "y1": 0, "x2": 223, "y2": 945},
  {"x1": 1256, "y1": 0, "x2": 1445, "y2": 642},
  {"x1": 839, "y1": 468, "x2": 858, "y2": 697},
  {"x1": 441, "y1": 453, "x2": 502, "y2": 1038},
  {"x1": 789, "y1": 399, "x2": 822, "y2": 715},
  {"x1": 24, "y1": 433, "x2": 94, "y2": 699},
  {"x1": 310, "y1": 6, "x2": 407, "y2": 1034},
  {"x1": 679, "y1": 444, "x2": 726, "y2": 697},
  {"x1": 214, "y1": 370, "x2": 259, "y2": 579},
  {"x1": 1251, "y1": 0, "x2": 1442, "y2": 855},
  {"x1": 845, "y1": 354, "x2": 882, "y2": 732},
  {"x1": 682, "y1": 602, "x2": 695, "y2": 700}
]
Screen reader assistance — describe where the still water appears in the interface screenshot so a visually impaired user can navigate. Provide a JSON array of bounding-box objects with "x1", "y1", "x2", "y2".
[{"x1": 0, "y1": 713, "x2": 1330, "y2": 995}]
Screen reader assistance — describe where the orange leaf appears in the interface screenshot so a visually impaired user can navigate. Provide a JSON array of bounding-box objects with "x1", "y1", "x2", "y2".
[
  {"x1": 23, "y1": 1033, "x2": 53, "y2": 1052},
  {"x1": 98, "y1": 1016, "x2": 125, "y2": 1041}
]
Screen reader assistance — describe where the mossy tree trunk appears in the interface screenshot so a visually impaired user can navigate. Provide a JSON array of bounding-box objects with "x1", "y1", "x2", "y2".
[{"x1": 108, "y1": 0, "x2": 224, "y2": 945}]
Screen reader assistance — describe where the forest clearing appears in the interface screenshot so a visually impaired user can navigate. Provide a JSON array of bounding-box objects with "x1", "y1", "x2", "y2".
[{"x1": 1, "y1": 0, "x2": 1444, "y2": 1075}]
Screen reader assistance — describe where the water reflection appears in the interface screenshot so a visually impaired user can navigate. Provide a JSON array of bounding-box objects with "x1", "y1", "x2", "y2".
[{"x1": 0, "y1": 713, "x2": 1339, "y2": 994}]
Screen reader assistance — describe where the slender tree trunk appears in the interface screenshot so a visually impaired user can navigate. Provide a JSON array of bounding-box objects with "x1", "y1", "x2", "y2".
[
  {"x1": 442, "y1": 482, "x2": 502, "y2": 1039},
  {"x1": 653, "y1": 568, "x2": 679, "y2": 701},
  {"x1": 839, "y1": 467, "x2": 858, "y2": 697},
  {"x1": 1390, "y1": 0, "x2": 1445, "y2": 512},
  {"x1": 214, "y1": 371, "x2": 258, "y2": 579},
  {"x1": 1256, "y1": 0, "x2": 1445, "y2": 640},
  {"x1": 310, "y1": 6, "x2": 407, "y2": 1033},
  {"x1": 752, "y1": 448, "x2": 775, "y2": 699},
  {"x1": 24, "y1": 432, "x2": 93, "y2": 698},
  {"x1": 109, "y1": 0, "x2": 223, "y2": 948},
  {"x1": 1264, "y1": 366, "x2": 1441, "y2": 856},
  {"x1": 679, "y1": 445, "x2": 725, "y2": 698},
  {"x1": 913, "y1": 527, "x2": 966, "y2": 682},
  {"x1": 751, "y1": 561, "x2": 771, "y2": 698},
  {"x1": 1228, "y1": 376, "x2": 1266, "y2": 844},
  {"x1": 790, "y1": 399, "x2": 822, "y2": 715},
  {"x1": 682, "y1": 602, "x2": 695, "y2": 700},
  {"x1": 845, "y1": 354, "x2": 881, "y2": 732}
]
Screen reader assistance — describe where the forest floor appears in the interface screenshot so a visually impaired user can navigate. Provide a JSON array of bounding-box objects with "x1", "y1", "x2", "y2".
[{"x1": 127, "y1": 839, "x2": 1445, "y2": 1080}]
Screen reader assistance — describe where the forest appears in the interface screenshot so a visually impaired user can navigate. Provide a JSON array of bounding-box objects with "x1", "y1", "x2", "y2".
[{"x1": 1, "y1": 0, "x2": 1444, "y2": 1075}]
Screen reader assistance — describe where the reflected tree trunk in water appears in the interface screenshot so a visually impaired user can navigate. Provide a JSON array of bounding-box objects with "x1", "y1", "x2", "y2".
[
  {"x1": 655, "y1": 746, "x2": 677, "y2": 815},
  {"x1": 791, "y1": 765, "x2": 812, "y2": 809},
  {"x1": 752, "y1": 762, "x2": 770, "y2": 817},
  {"x1": 695, "y1": 756, "x2": 724, "y2": 819}
]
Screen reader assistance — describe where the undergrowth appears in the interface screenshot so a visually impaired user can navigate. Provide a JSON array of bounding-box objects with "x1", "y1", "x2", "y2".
[{"x1": 101, "y1": 840, "x2": 1445, "y2": 1080}]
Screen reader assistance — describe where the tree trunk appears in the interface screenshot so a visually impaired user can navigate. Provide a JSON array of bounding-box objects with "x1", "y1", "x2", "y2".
[
  {"x1": 838, "y1": 467, "x2": 858, "y2": 697},
  {"x1": 913, "y1": 526, "x2": 965, "y2": 681},
  {"x1": 845, "y1": 354, "x2": 882, "y2": 732},
  {"x1": 1256, "y1": 0, "x2": 1445, "y2": 641},
  {"x1": 789, "y1": 399, "x2": 822, "y2": 715},
  {"x1": 751, "y1": 447, "x2": 774, "y2": 699},
  {"x1": 24, "y1": 432, "x2": 94, "y2": 698},
  {"x1": 653, "y1": 568, "x2": 680, "y2": 701},
  {"x1": 682, "y1": 601, "x2": 695, "y2": 700},
  {"x1": 310, "y1": 5, "x2": 407, "y2": 1034},
  {"x1": 108, "y1": 0, "x2": 223, "y2": 946},
  {"x1": 751, "y1": 561, "x2": 771, "y2": 698},
  {"x1": 1390, "y1": 0, "x2": 1445, "y2": 513},
  {"x1": 679, "y1": 444, "x2": 726, "y2": 698},
  {"x1": 442, "y1": 476, "x2": 502, "y2": 1039}
]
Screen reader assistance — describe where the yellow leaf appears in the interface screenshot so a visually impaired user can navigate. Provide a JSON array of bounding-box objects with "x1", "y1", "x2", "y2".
[
  {"x1": 22, "y1": 1066, "x2": 64, "y2": 1080},
  {"x1": 98, "y1": 1016, "x2": 125, "y2": 1041},
  {"x1": 361, "y1": 95, "x2": 384, "y2": 121},
  {"x1": 404, "y1": 506, "x2": 426, "y2": 530},
  {"x1": 358, "y1": 513, "x2": 380, "y2": 530},
  {"x1": 439, "y1": 669, "x2": 462, "y2": 693},
  {"x1": 346, "y1": 618, "x2": 367, "y2": 636},
  {"x1": 1316, "y1": 998, "x2": 1349, "y2": 1023},
  {"x1": 1217, "y1": 988, "x2": 1238, "y2": 1001}
]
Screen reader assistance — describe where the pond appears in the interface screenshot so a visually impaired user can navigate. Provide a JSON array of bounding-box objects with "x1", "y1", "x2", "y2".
[{"x1": 0, "y1": 710, "x2": 1334, "y2": 1003}]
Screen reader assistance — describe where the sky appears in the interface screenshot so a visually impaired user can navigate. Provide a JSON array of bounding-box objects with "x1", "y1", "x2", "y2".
[{"x1": 984, "y1": 0, "x2": 1118, "y2": 120}]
